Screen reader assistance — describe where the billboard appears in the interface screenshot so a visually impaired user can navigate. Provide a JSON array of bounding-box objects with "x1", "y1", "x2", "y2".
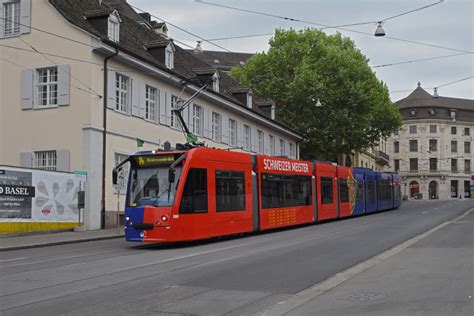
[{"x1": 0, "y1": 166, "x2": 83, "y2": 223}]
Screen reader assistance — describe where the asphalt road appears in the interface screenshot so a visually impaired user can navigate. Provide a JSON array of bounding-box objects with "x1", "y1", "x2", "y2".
[{"x1": 1, "y1": 199, "x2": 473, "y2": 315}]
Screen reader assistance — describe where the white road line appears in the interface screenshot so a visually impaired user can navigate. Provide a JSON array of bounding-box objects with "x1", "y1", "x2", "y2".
[
  {"x1": 0, "y1": 258, "x2": 26, "y2": 263},
  {"x1": 259, "y1": 208, "x2": 474, "y2": 316}
]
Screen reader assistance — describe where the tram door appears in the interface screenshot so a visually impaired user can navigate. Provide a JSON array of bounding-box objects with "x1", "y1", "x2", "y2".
[
  {"x1": 316, "y1": 163, "x2": 338, "y2": 221},
  {"x1": 177, "y1": 167, "x2": 212, "y2": 241},
  {"x1": 209, "y1": 162, "x2": 254, "y2": 237}
]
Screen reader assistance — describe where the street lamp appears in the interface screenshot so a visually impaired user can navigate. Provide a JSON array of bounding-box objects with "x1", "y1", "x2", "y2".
[
  {"x1": 312, "y1": 98, "x2": 322, "y2": 107},
  {"x1": 374, "y1": 21, "x2": 385, "y2": 37}
]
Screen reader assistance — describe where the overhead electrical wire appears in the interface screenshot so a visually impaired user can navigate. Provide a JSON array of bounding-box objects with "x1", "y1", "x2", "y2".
[
  {"x1": 372, "y1": 53, "x2": 470, "y2": 68},
  {"x1": 129, "y1": 4, "x2": 233, "y2": 53},
  {"x1": 390, "y1": 75, "x2": 474, "y2": 94},
  {"x1": 195, "y1": 0, "x2": 472, "y2": 54},
  {"x1": 0, "y1": 56, "x2": 102, "y2": 98},
  {"x1": 16, "y1": 37, "x2": 102, "y2": 97}
]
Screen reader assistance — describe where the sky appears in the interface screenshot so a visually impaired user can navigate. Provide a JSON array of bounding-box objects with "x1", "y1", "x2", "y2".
[{"x1": 128, "y1": 0, "x2": 474, "y2": 102}]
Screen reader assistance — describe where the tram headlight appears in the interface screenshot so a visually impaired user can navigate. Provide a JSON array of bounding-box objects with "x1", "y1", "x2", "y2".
[{"x1": 161, "y1": 215, "x2": 168, "y2": 222}]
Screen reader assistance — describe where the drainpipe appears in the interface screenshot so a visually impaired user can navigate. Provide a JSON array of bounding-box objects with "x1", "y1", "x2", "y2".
[{"x1": 101, "y1": 47, "x2": 119, "y2": 229}]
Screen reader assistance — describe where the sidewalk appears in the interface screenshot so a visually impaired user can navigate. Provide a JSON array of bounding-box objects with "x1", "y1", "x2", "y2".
[
  {"x1": 0, "y1": 228, "x2": 124, "y2": 251},
  {"x1": 262, "y1": 208, "x2": 473, "y2": 316}
]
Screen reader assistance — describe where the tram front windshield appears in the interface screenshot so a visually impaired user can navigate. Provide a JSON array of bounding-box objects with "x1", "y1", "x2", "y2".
[{"x1": 128, "y1": 167, "x2": 182, "y2": 207}]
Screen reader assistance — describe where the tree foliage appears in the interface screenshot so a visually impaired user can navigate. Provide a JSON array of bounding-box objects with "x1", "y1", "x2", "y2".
[{"x1": 231, "y1": 28, "x2": 401, "y2": 162}]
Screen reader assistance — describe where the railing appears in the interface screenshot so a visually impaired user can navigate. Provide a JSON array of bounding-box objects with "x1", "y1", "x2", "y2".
[{"x1": 375, "y1": 150, "x2": 390, "y2": 165}]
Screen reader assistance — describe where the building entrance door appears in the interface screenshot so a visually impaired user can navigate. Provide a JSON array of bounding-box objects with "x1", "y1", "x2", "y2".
[
  {"x1": 429, "y1": 181, "x2": 438, "y2": 199},
  {"x1": 410, "y1": 181, "x2": 420, "y2": 199}
]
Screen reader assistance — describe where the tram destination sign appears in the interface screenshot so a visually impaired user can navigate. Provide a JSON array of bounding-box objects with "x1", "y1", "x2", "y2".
[
  {"x1": 262, "y1": 158, "x2": 310, "y2": 173},
  {"x1": 135, "y1": 155, "x2": 175, "y2": 168}
]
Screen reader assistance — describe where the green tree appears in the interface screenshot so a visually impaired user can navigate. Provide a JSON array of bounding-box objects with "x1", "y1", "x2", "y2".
[{"x1": 231, "y1": 28, "x2": 401, "y2": 163}]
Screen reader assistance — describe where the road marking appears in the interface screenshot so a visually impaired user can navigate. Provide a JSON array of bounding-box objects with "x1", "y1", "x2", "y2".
[
  {"x1": 259, "y1": 208, "x2": 474, "y2": 316},
  {"x1": 422, "y1": 211, "x2": 429, "y2": 214},
  {"x1": 0, "y1": 258, "x2": 26, "y2": 263}
]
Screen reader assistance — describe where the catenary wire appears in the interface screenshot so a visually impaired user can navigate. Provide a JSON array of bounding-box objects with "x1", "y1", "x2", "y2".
[
  {"x1": 372, "y1": 53, "x2": 470, "y2": 68},
  {"x1": 0, "y1": 57, "x2": 102, "y2": 98},
  {"x1": 129, "y1": 4, "x2": 233, "y2": 53},
  {"x1": 16, "y1": 37, "x2": 102, "y2": 97},
  {"x1": 195, "y1": 0, "x2": 473, "y2": 54},
  {"x1": 390, "y1": 75, "x2": 474, "y2": 94}
]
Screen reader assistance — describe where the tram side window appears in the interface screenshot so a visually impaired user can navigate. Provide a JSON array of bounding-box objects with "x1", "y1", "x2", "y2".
[
  {"x1": 367, "y1": 181, "x2": 376, "y2": 201},
  {"x1": 377, "y1": 180, "x2": 390, "y2": 200},
  {"x1": 321, "y1": 177, "x2": 333, "y2": 204},
  {"x1": 339, "y1": 179, "x2": 349, "y2": 203},
  {"x1": 356, "y1": 180, "x2": 364, "y2": 202},
  {"x1": 179, "y1": 168, "x2": 208, "y2": 214},
  {"x1": 394, "y1": 183, "x2": 401, "y2": 200},
  {"x1": 261, "y1": 174, "x2": 311, "y2": 208},
  {"x1": 215, "y1": 170, "x2": 245, "y2": 212}
]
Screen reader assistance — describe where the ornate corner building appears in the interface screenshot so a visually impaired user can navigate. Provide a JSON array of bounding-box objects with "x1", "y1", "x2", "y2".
[{"x1": 389, "y1": 83, "x2": 474, "y2": 200}]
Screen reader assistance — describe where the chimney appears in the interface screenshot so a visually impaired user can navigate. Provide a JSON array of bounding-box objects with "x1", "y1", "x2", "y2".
[
  {"x1": 271, "y1": 104, "x2": 276, "y2": 120},
  {"x1": 433, "y1": 87, "x2": 439, "y2": 98},
  {"x1": 194, "y1": 41, "x2": 203, "y2": 54}
]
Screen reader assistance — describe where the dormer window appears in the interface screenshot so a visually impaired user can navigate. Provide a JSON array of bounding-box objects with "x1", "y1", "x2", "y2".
[
  {"x1": 212, "y1": 73, "x2": 219, "y2": 92},
  {"x1": 450, "y1": 109, "x2": 456, "y2": 121},
  {"x1": 428, "y1": 108, "x2": 436, "y2": 116},
  {"x1": 246, "y1": 91, "x2": 253, "y2": 108},
  {"x1": 409, "y1": 108, "x2": 417, "y2": 116},
  {"x1": 165, "y1": 46, "x2": 174, "y2": 69},
  {"x1": 108, "y1": 11, "x2": 121, "y2": 42}
]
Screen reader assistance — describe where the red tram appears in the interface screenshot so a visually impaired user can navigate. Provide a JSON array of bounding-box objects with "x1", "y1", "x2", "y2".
[{"x1": 113, "y1": 146, "x2": 399, "y2": 243}]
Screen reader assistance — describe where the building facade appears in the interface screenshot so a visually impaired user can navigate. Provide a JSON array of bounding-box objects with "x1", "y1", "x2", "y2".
[
  {"x1": 388, "y1": 83, "x2": 473, "y2": 200},
  {"x1": 0, "y1": 0, "x2": 303, "y2": 231}
]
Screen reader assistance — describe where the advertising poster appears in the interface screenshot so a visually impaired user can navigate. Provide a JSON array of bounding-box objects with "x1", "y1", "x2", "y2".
[{"x1": 0, "y1": 166, "x2": 82, "y2": 222}]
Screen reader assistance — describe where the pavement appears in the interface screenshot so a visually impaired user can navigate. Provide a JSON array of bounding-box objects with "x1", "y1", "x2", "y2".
[
  {"x1": 0, "y1": 227, "x2": 123, "y2": 251},
  {"x1": 264, "y1": 207, "x2": 474, "y2": 315}
]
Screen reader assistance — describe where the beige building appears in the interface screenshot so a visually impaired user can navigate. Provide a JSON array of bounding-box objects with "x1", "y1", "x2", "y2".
[
  {"x1": 388, "y1": 83, "x2": 473, "y2": 200},
  {"x1": 351, "y1": 139, "x2": 390, "y2": 171},
  {"x1": 0, "y1": 0, "x2": 303, "y2": 230}
]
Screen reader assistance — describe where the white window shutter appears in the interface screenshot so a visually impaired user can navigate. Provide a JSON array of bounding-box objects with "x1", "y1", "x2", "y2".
[
  {"x1": 21, "y1": 69, "x2": 34, "y2": 109},
  {"x1": 182, "y1": 102, "x2": 189, "y2": 129},
  {"x1": 127, "y1": 78, "x2": 132, "y2": 115},
  {"x1": 188, "y1": 104, "x2": 194, "y2": 133},
  {"x1": 153, "y1": 88, "x2": 160, "y2": 123},
  {"x1": 275, "y1": 138, "x2": 281, "y2": 156},
  {"x1": 251, "y1": 127, "x2": 257, "y2": 153},
  {"x1": 159, "y1": 90, "x2": 166, "y2": 124},
  {"x1": 237, "y1": 122, "x2": 244, "y2": 148},
  {"x1": 20, "y1": 152, "x2": 33, "y2": 168},
  {"x1": 0, "y1": 4, "x2": 4, "y2": 38},
  {"x1": 56, "y1": 150, "x2": 70, "y2": 172},
  {"x1": 203, "y1": 108, "x2": 210, "y2": 138},
  {"x1": 106, "y1": 70, "x2": 116, "y2": 109},
  {"x1": 138, "y1": 83, "x2": 146, "y2": 119},
  {"x1": 20, "y1": 0, "x2": 31, "y2": 34},
  {"x1": 165, "y1": 92, "x2": 171, "y2": 126},
  {"x1": 221, "y1": 114, "x2": 229, "y2": 144},
  {"x1": 57, "y1": 65, "x2": 70, "y2": 106},
  {"x1": 131, "y1": 78, "x2": 140, "y2": 117}
]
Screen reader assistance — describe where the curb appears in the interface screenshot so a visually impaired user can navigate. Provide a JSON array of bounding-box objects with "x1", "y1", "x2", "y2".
[
  {"x1": 258, "y1": 207, "x2": 474, "y2": 315},
  {"x1": 0, "y1": 234, "x2": 124, "y2": 252}
]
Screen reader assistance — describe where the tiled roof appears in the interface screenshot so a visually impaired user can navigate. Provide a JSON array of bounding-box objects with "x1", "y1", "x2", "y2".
[
  {"x1": 48, "y1": 0, "x2": 301, "y2": 137},
  {"x1": 83, "y1": 8, "x2": 114, "y2": 19},
  {"x1": 191, "y1": 50, "x2": 254, "y2": 70},
  {"x1": 396, "y1": 87, "x2": 474, "y2": 111}
]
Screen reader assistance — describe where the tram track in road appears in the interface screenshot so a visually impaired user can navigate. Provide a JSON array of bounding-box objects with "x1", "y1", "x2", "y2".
[{"x1": 1, "y1": 200, "x2": 471, "y2": 315}]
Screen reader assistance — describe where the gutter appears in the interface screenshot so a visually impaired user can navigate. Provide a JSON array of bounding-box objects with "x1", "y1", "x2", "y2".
[{"x1": 101, "y1": 47, "x2": 119, "y2": 229}]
